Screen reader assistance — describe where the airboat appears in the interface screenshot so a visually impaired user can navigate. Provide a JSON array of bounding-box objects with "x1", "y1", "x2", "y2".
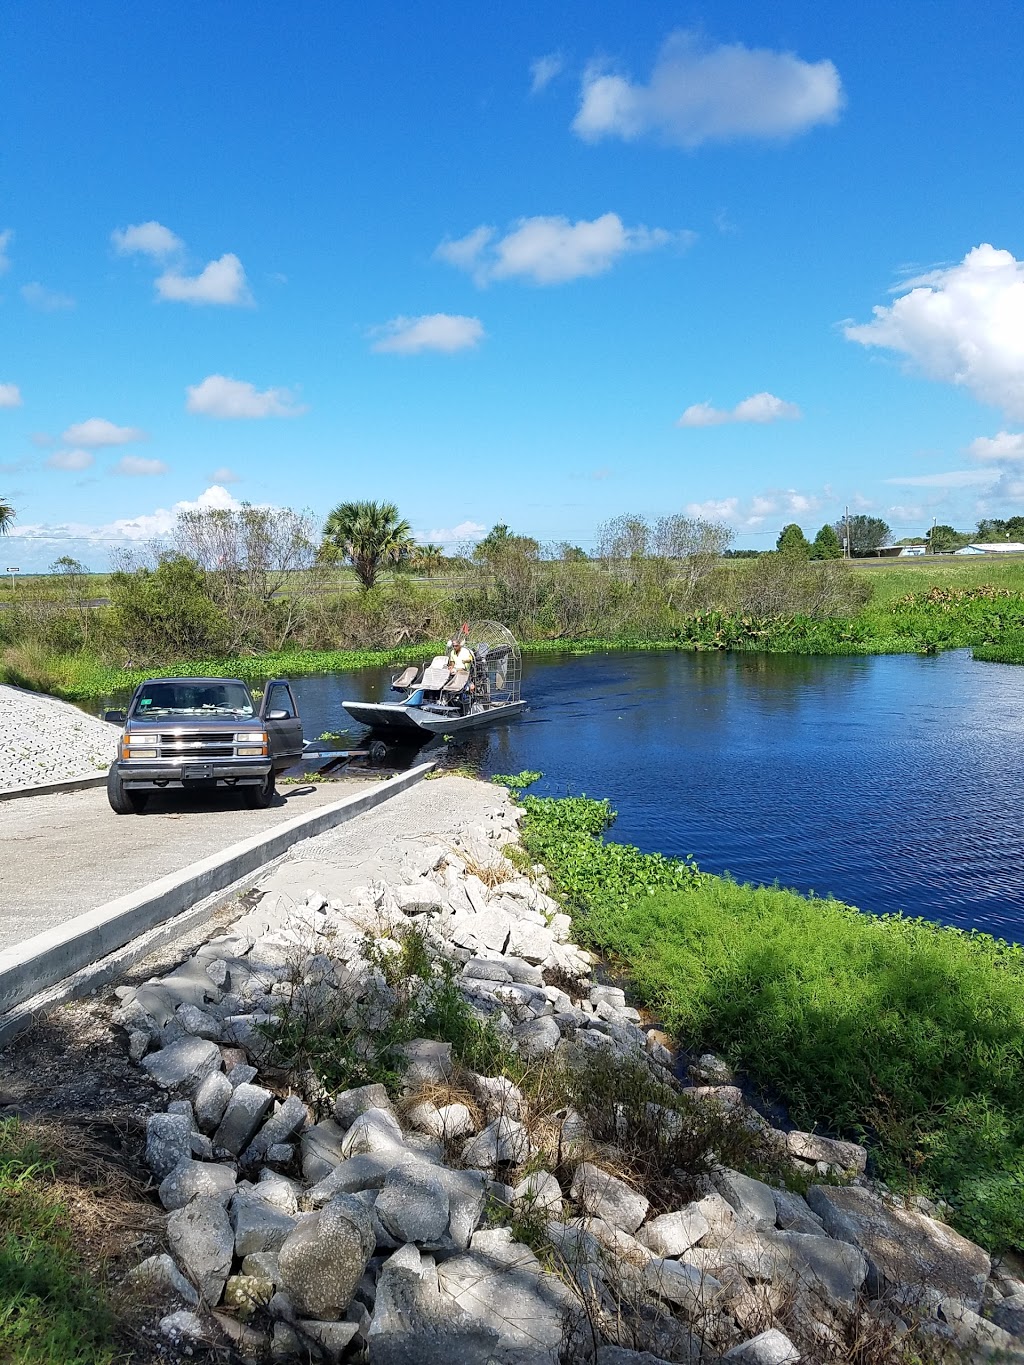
[{"x1": 341, "y1": 620, "x2": 526, "y2": 737}]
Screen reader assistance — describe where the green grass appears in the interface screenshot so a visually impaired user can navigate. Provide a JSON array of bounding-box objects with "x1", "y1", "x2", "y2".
[
  {"x1": 520, "y1": 795, "x2": 1024, "y2": 1253},
  {"x1": 0, "y1": 1120, "x2": 120, "y2": 1365}
]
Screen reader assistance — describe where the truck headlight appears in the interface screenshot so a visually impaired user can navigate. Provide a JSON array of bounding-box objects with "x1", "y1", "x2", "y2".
[
  {"x1": 236, "y1": 732, "x2": 268, "y2": 745},
  {"x1": 237, "y1": 745, "x2": 267, "y2": 756}
]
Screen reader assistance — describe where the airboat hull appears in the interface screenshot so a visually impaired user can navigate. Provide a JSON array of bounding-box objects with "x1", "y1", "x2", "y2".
[{"x1": 341, "y1": 699, "x2": 526, "y2": 737}]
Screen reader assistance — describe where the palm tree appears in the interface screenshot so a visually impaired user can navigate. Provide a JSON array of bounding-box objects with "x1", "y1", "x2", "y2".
[
  {"x1": 0, "y1": 497, "x2": 13, "y2": 535},
  {"x1": 410, "y1": 543, "x2": 446, "y2": 576},
  {"x1": 322, "y1": 500, "x2": 414, "y2": 589}
]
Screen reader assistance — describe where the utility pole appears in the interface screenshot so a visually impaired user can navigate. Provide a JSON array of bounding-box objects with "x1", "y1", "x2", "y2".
[
  {"x1": 931, "y1": 516, "x2": 937, "y2": 554},
  {"x1": 844, "y1": 505, "x2": 851, "y2": 559}
]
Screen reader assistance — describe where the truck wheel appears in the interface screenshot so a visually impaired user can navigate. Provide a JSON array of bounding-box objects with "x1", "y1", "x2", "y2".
[
  {"x1": 244, "y1": 771, "x2": 276, "y2": 809},
  {"x1": 107, "y1": 766, "x2": 147, "y2": 814}
]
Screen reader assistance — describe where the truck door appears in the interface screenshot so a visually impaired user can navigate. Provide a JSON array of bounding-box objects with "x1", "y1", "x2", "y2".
[{"x1": 260, "y1": 680, "x2": 304, "y2": 769}]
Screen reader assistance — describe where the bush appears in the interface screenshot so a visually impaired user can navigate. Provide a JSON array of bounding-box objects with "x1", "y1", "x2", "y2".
[{"x1": 107, "y1": 554, "x2": 231, "y2": 661}]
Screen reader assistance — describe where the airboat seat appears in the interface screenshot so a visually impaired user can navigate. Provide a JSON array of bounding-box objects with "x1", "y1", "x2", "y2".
[
  {"x1": 441, "y1": 670, "x2": 471, "y2": 694},
  {"x1": 392, "y1": 666, "x2": 420, "y2": 690},
  {"x1": 420, "y1": 664, "x2": 453, "y2": 690}
]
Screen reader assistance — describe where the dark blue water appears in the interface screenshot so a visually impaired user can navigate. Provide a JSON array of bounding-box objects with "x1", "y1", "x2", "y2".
[{"x1": 290, "y1": 649, "x2": 1024, "y2": 942}]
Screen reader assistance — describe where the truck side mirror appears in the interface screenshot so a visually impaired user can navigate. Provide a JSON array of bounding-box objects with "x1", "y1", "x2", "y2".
[
  {"x1": 104, "y1": 709, "x2": 127, "y2": 725},
  {"x1": 266, "y1": 709, "x2": 290, "y2": 720}
]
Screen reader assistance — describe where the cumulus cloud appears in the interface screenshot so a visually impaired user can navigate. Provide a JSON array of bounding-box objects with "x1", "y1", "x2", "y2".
[
  {"x1": 186, "y1": 374, "x2": 306, "y2": 419},
  {"x1": 208, "y1": 465, "x2": 241, "y2": 484},
  {"x1": 573, "y1": 31, "x2": 843, "y2": 147},
  {"x1": 530, "y1": 53, "x2": 563, "y2": 94},
  {"x1": 968, "y1": 431, "x2": 1024, "y2": 462},
  {"x1": 62, "y1": 417, "x2": 146, "y2": 447},
  {"x1": 0, "y1": 229, "x2": 12, "y2": 274},
  {"x1": 21, "y1": 283, "x2": 75, "y2": 311},
  {"x1": 685, "y1": 487, "x2": 823, "y2": 529},
  {"x1": 685, "y1": 496, "x2": 739, "y2": 521},
  {"x1": 111, "y1": 221, "x2": 184, "y2": 259},
  {"x1": 678, "y1": 392, "x2": 801, "y2": 427},
  {"x1": 845, "y1": 245, "x2": 1024, "y2": 420},
  {"x1": 156, "y1": 253, "x2": 252, "y2": 306},
  {"x1": 109, "y1": 455, "x2": 168, "y2": 477},
  {"x1": 426, "y1": 520, "x2": 486, "y2": 544},
  {"x1": 371, "y1": 314, "x2": 485, "y2": 354},
  {"x1": 0, "y1": 383, "x2": 22, "y2": 408},
  {"x1": 46, "y1": 449, "x2": 95, "y2": 471},
  {"x1": 6, "y1": 485, "x2": 243, "y2": 567},
  {"x1": 436, "y1": 213, "x2": 687, "y2": 286}
]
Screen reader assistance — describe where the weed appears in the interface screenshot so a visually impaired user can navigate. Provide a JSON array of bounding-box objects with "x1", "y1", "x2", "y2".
[{"x1": 261, "y1": 926, "x2": 513, "y2": 1101}]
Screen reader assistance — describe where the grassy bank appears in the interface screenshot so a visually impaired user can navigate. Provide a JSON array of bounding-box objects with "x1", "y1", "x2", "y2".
[
  {"x1": 0, "y1": 1119, "x2": 122, "y2": 1365},
  {"x1": 519, "y1": 793, "x2": 1024, "y2": 1253}
]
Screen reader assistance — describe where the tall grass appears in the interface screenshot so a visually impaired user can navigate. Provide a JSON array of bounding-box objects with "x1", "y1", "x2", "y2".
[
  {"x1": 521, "y1": 795, "x2": 1024, "y2": 1253},
  {"x1": 0, "y1": 1120, "x2": 119, "y2": 1365}
]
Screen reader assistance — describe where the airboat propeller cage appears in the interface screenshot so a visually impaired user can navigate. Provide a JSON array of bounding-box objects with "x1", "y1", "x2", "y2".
[{"x1": 467, "y1": 619, "x2": 521, "y2": 704}]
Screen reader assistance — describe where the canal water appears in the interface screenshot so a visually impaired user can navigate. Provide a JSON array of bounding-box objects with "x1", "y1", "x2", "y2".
[{"x1": 288, "y1": 648, "x2": 1024, "y2": 942}]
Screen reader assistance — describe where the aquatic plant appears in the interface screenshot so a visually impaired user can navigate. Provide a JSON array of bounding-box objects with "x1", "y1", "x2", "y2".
[{"x1": 520, "y1": 794, "x2": 1024, "y2": 1253}]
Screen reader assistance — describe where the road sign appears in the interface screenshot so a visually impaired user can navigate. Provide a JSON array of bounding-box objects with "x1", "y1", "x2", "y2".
[{"x1": 5, "y1": 567, "x2": 18, "y2": 574}]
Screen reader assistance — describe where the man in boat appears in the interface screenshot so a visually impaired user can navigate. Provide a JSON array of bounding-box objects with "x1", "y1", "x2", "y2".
[{"x1": 446, "y1": 637, "x2": 474, "y2": 671}]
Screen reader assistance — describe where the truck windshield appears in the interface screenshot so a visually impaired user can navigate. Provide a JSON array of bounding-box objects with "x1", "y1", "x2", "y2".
[{"x1": 132, "y1": 682, "x2": 255, "y2": 718}]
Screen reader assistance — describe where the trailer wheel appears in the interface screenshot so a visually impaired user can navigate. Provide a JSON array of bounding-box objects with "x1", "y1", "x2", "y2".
[
  {"x1": 368, "y1": 740, "x2": 388, "y2": 765},
  {"x1": 107, "y1": 766, "x2": 147, "y2": 814}
]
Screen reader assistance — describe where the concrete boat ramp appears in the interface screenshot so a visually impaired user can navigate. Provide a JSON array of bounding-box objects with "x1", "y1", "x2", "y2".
[{"x1": 0, "y1": 763, "x2": 441, "y2": 1043}]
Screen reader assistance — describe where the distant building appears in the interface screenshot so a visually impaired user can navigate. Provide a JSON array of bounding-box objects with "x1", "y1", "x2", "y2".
[
  {"x1": 954, "y1": 542, "x2": 1024, "y2": 555},
  {"x1": 865, "y1": 545, "x2": 927, "y2": 557}
]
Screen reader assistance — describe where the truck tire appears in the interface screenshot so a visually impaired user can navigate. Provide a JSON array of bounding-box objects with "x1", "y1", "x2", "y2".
[
  {"x1": 107, "y1": 766, "x2": 147, "y2": 814},
  {"x1": 244, "y1": 770, "x2": 276, "y2": 809}
]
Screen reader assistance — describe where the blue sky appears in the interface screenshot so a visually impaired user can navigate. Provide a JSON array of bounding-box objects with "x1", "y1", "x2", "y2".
[{"x1": 2, "y1": 1, "x2": 1024, "y2": 569}]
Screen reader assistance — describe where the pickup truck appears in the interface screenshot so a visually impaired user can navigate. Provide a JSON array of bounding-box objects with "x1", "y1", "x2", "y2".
[{"x1": 103, "y1": 676, "x2": 304, "y2": 814}]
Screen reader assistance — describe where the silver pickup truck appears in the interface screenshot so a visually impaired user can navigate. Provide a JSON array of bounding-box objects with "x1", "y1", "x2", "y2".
[{"x1": 103, "y1": 676, "x2": 303, "y2": 814}]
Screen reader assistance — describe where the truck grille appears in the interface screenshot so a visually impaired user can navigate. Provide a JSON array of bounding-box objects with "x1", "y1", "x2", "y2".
[{"x1": 155, "y1": 732, "x2": 238, "y2": 758}]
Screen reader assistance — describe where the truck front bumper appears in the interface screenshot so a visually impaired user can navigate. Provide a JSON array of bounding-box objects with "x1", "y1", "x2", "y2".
[{"x1": 114, "y1": 758, "x2": 272, "y2": 789}]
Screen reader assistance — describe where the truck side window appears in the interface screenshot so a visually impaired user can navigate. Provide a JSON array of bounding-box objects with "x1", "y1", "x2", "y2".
[{"x1": 267, "y1": 685, "x2": 294, "y2": 718}]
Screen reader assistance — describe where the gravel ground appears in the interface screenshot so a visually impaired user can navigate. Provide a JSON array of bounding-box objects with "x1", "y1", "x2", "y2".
[{"x1": 0, "y1": 684, "x2": 119, "y2": 791}]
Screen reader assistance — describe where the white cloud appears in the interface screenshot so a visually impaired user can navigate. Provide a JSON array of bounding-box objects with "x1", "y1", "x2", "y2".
[
  {"x1": 436, "y1": 213, "x2": 687, "y2": 286},
  {"x1": 46, "y1": 449, "x2": 94, "y2": 471},
  {"x1": 0, "y1": 229, "x2": 12, "y2": 275},
  {"x1": 209, "y1": 465, "x2": 241, "y2": 484},
  {"x1": 0, "y1": 383, "x2": 22, "y2": 408},
  {"x1": 678, "y1": 392, "x2": 801, "y2": 427},
  {"x1": 111, "y1": 221, "x2": 184, "y2": 259},
  {"x1": 685, "y1": 487, "x2": 823, "y2": 529},
  {"x1": 426, "y1": 520, "x2": 486, "y2": 544},
  {"x1": 156, "y1": 253, "x2": 252, "y2": 306},
  {"x1": 371, "y1": 314, "x2": 485, "y2": 355},
  {"x1": 62, "y1": 417, "x2": 146, "y2": 447},
  {"x1": 109, "y1": 455, "x2": 168, "y2": 477},
  {"x1": 573, "y1": 31, "x2": 843, "y2": 147},
  {"x1": 884, "y1": 469, "x2": 998, "y2": 488},
  {"x1": 968, "y1": 431, "x2": 1024, "y2": 463},
  {"x1": 6, "y1": 485, "x2": 243, "y2": 566},
  {"x1": 845, "y1": 245, "x2": 1024, "y2": 420},
  {"x1": 685, "y1": 496, "x2": 739, "y2": 521},
  {"x1": 530, "y1": 53, "x2": 563, "y2": 94},
  {"x1": 21, "y1": 282, "x2": 75, "y2": 311},
  {"x1": 186, "y1": 374, "x2": 306, "y2": 419}
]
